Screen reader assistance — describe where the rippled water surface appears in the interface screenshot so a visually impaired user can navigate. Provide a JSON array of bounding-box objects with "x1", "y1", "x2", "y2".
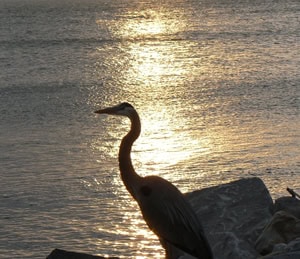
[{"x1": 0, "y1": 0, "x2": 299, "y2": 258}]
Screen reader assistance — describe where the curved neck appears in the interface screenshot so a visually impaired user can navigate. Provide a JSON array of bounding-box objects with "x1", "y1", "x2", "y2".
[{"x1": 119, "y1": 110, "x2": 142, "y2": 199}]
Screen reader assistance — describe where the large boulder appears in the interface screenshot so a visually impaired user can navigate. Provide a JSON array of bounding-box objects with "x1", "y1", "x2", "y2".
[{"x1": 184, "y1": 177, "x2": 274, "y2": 259}]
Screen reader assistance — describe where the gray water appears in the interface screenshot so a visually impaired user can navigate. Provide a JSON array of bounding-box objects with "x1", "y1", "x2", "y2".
[{"x1": 0, "y1": 0, "x2": 299, "y2": 258}]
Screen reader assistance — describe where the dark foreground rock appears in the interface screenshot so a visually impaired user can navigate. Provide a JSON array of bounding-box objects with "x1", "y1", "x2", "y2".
[
  {"x1": 47, "y1": 248, "x2": 119, "y2": 259},
  {"x1": 46, "y1": 177, "x2": 300, "y2": 259}
]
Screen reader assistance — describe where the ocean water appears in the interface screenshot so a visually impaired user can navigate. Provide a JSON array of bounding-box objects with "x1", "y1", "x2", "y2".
[{"x1": 0, "y1": 0, "x2": 299, "y2": 258}]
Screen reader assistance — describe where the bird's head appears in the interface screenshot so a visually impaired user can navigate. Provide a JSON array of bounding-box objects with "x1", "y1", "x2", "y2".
[{"x1": 94, "y1": 102, "x2": 135, "y2": 117}]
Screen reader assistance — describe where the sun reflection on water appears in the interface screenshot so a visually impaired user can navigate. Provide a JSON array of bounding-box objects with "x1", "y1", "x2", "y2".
[
  {"x1": 93, "y1": 7, "x2": 211, "y2": 180},
  {"x1": 121, "y1": 12, "x2": 166, "y2": 37},
  {"x1": 131, "y1": 108, "x2": 211, "y2": 178},
  {"x1": 107, "y1": 8, "x2": 187, "y2": 40}
]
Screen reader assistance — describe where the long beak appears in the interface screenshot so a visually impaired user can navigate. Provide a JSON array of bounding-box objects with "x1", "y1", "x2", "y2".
[{"x1": 94, "y1": 106, "x2": 116, "y2": 115}]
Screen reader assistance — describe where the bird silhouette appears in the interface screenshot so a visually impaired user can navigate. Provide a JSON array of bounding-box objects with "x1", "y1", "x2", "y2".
[{"x1": 95, "y1": 102, "x2": 213, "y2": 259}]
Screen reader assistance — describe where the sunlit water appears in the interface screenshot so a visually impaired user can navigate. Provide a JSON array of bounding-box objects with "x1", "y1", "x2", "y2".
[{"x1": 0, "y1": 0, "x2": 299, "y2": 258}]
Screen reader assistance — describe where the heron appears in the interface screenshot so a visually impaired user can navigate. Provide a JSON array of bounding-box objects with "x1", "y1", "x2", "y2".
[{"x1": 95, "y1": 102, "x2": 213, "y2": 259}]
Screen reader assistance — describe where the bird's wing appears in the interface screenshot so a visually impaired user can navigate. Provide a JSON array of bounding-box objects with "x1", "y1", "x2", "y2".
[{"x1": 161, "y1": 190, "x2": 207, "y2": 241}]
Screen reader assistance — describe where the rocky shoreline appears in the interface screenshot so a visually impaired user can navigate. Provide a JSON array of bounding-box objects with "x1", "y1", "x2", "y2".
[{"x1": 47, "y1": 177, "x2": 300, "y2": 259}]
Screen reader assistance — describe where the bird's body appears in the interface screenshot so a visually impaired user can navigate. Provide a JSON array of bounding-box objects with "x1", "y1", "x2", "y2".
[
  {"x1": 95, "y1": 102, "x2": 213, "y2": 259},
  {"x1": 137, "y1": 175, "x2": 212, "y2": 258}
]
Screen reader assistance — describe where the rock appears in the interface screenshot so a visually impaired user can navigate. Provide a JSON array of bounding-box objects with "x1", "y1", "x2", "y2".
[
  {"x1": 47, "y1": 248, "x2": 119, "y2": 259},
  {"x1": 259, "y1": 238, "x2": 300, "y2": 258},
  {"x1": 184, "y1": 177, "x2": 274, "y2": 259},
  {"x1": 274, "y1": 197, "x2": 300, "y2": 218},
  {"x1": 255, "y1": 211, "x2": 300, "y2": 255}
]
